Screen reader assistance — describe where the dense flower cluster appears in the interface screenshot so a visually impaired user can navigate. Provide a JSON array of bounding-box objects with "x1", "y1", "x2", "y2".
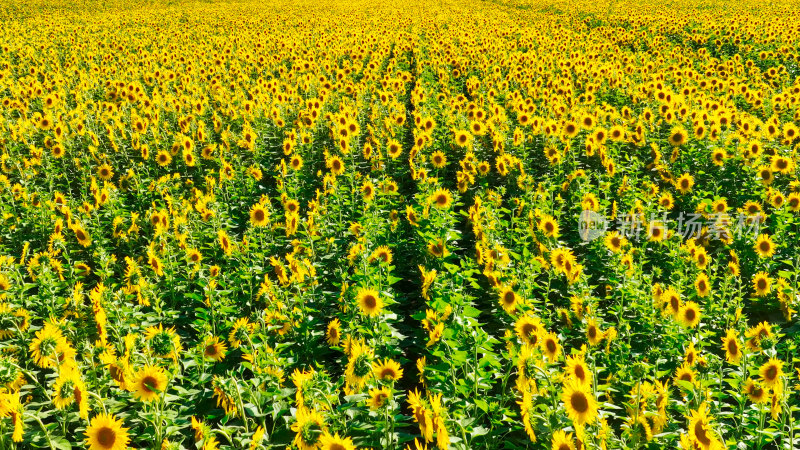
[{"x1": 0, "y1": 0, "x2": 799, "y2": 448}]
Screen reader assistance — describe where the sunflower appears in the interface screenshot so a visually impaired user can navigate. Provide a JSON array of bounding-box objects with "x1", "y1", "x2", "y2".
[
  {"x1": 156, "y1": 150, "x2": 172, "y2": 166},
  {"x1": 250, "y1": 426, "x2": 266, "y2": 450},
  {"x1": 73, "y1": 224, "x2": 92, "y2": 247},
  {"x1": 580, "y1": 192, "x2": 599, "y2": 212},
  {"x1": 662, "y1": 287, "x2": 682, "y2": 317},
  {"x1": 52, "y1": 370, "x2": 84, "y2": 409},
  {"x1": 228, "y1": 317, "x2": 253, "y2": 349},
  {"x1": 688, "y1": 404, "x2": 722, "y2": 450},
  {"x1": 684, "y1": 342, "x2": 698, "y2": 366},
  {"x1": 647, "y1": 221, "x2": 666, "y2": 242},
  {"x1": 694, "y1": 273, "x2": 710, "y2": 298},
  {"x1": 186, "y1": 248, "x2": 202, "y2": 264},
  {"x1": 454, "y1": 129, "x2": 471, "y2": 147},
  {"x1": 387, "y1": 139, "x2": 403, "y2": 159},
  {"x1": 29, "y1": 323, "x2": 73, "y2": 369},
  {"x1": 249, "y1": 204, "x2": 270, "y2": 227},
  {"x1": 498, "y1": 286, "x2": 520, "y2": 314},
  {"x1": 408, "y1": 389, "x2": 434, "y2": 442},
  {"x1": 564, "y1": 354, "x2": 591, "y2": 387},
  {"x1": 677, "y1": 301, "x2": 701, "y2": 328},
  {"x1": 203, "y1": 336, "x2": 227, "y2": 362},
  {"x1": 514, "y1": 316, "x2": 543, "y2": 347},
  {"x1": 131, "y1": 365, "x2": 168, "y2": 402},
  {"x1": 367, "y1": 387, "x2": 392, "y2": 409},
  {"x1": 668, "y1": 126, "x2": 688, "y2": 146},
  {"x1": 373, "y1": 358, "x2": 403, "y2": 381},
  {"x1": 95, "y1": 163, "x2": 114, "y2": 181},
  {"x1": 368, "y1": 246, "x2": 392, "y2": 266},
  {"x1": 675, "y1": 363, "x2": 696, "y2": 388},
  {"x1": 361, "y1": 180, "x2": 375, "y2": 202},
  {"x1": 85, "y1": 413, "x2": 130, "y2": 450},
  {"x1": 604, "y1": 231, "x2": 626, "y2": 253},
  {"x1": 144, "y1": 324, "x2": 181, "y2": 359},
  {"x1": 771, "y1": 155, "x2": 793, "y2": 174},
  {"x1": 586, "y1": 317, "x2": 604, "y2": 346},
  {"x1": 711, "y1": 148, "x2": 726, "y2": 166},
  {"x1": 752, "y1": 271, "x2": 772, "y2": 297},
  {"x1": 783, "y1": 122, "x2": 798, "y2": 141},
  {"x1": 744, "y1": 379, "x2": 768, "y2": 404},
  {"x1": 754, "y1": 234, "x2": 775, "y2": 258},
  {"x1": 430, "y1": 151, "x2": 447, "y2": 168},
  {"x1": 326, "y1": 319, "x2": 341, "y2": 346},
  {"x1": 759, "y1": 358, "x2": 784, "y2": 387},
  {"x1": 430, "y1": 189, "x2": 453, "y2": 209},
  {"x1": 291, "y1": 408, "x2": 326, "y2": 450},
  {"x1": 539, "y1": 215, "x2": 560, "y2": 238},
  {"x1": 319, "y1": 432, "x2": 356, "y2": 450},
  {"x1": 356, "y1": 288, "x2": 383, "y2": 316},
  {"x1": 551, "y1": 430, "x2": 575, "y2": 450},
  {"x1": 213, "y1": 376, "x2": 239, "y2": 416},
  {"x1": 562, "y1": 121, "x2": 579, "y2": 138},
  {"x1": 540, "y1": 331, "x2": 561, "y2": 361},
  {"x1": 721, "y1": 330, "x2": 741, "y2": 364},
  {"x1": 289, "y1": 153, "x2": 303, "y2": 171},
  {"x1": 561, "y1": 381, "x2": 598, "y2": 426},
  {"x1": 675, "y1": 173, "x2": 694, "y2": 194}
]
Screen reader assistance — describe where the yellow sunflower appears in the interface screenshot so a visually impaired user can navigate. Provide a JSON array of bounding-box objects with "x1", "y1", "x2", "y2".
[
  {"x1": 367, "y1": 387, "x2": 392, "y2": 410},
  {"x1": 203, "y1": 336, "x2": 227, "y2": 362},
  {"x1": 356, "y1": 288, "x2": 383, "y2": 316},
  {"x1": 759, "y1": 358, "x2": 784, "y2": 387},
  {"x1": 131, "y1": 365, "x2": 168, "y2": 402},
  {"x1": 326, "y1": 319, "x2": 342, "y2": 346},
  {"x1": 249, "y1": 203, "x2": 270, "y2": 227},
  {"x1": 721, "y1": 329, "x2": 742, "y2": 365},
  {"x1": 319, "y1": 432, "x2": 356, "y2": 450},
  {"x1": 754, "y1": 234, "x2": 775, "y2": 259},
  {"x1": 561, "y1": 381, "x2": 598, "y2": 426},
  {"x1": 373, "y1": 358, "x2": 403, "y2": 381},
  {"x1": 291, "y1": 408, "x2": 326, "y2": 450},
  {"x1": 85, "y1": 413, "x2": 130, "y2": 450}
]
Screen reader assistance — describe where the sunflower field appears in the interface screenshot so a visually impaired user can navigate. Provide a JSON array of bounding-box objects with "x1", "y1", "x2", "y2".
[{"x1": 1, "y1": 0, "x2": 800, "y2": 448}]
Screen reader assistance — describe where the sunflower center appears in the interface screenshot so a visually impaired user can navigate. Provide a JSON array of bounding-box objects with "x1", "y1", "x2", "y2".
[
  {"x1": 765, "y1": 366, "x2": 777, "y2": 380},
  {"x1": 570, "y1": 392, "x2": 589, "y2": 413},
  {"x1": 362, "y1": 295, "x2": 377, "y2": 309},
  {"x1": 546, "y1": 339, "x2": 557, "y2": 353},
  {"x1": 142, "y1": 375, "x2": 158, "y2": 393},
  {"x1": 694, "y1": 421, "x2": 711, "y2": 446},
  {"x1": 97, "y1": 427, "x2": 117, "y2": 448},
  {"x1": 727, "y1": 340, "x2": 738, "y2": 356}
]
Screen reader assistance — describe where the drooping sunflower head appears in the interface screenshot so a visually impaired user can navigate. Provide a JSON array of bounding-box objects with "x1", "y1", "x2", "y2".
[{"x1": 292, "y1": 408, "x2": 326, "y2": 450}]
